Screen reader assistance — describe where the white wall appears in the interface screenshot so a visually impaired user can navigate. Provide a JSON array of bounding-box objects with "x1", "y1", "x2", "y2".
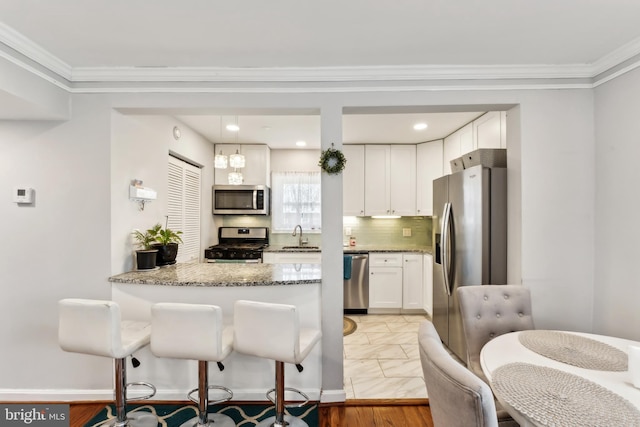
[
  {"x1": 0, "y1": 95, "x2": 113, "y2": 395},
  {"x1": 593, "y1": 67, "x2": 640, "y2": 340},
  {"x1": 517, "y1": 90, "x2": 596, "y2": 331},
  {"x1": 271, "y1": 149, "x2": 321, "y2": 172},
  {"x1": 110, "y1": 113, "x2": 216, "y2": 274},
  {"x1": 0, "y1": 83, "x2": 601, "y2": 399}
]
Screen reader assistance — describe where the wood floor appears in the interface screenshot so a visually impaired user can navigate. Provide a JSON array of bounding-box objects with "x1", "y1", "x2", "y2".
[{"x1": 70, "y1": 399, "x2": 434, "y2": 427}]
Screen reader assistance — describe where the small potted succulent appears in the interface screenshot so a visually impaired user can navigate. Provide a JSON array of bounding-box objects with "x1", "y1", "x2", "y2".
[
  {"x1": 132, "y1": 228, "x2": 159, "y2": 270},
  {"x1": 149, "y1": 220, "x2": 183, "y2": 266}
]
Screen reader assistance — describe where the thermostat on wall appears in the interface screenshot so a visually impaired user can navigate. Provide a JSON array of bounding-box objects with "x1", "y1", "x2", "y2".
[{"x1": 14, "y1": 187, "x2": 34, "y2": 204}]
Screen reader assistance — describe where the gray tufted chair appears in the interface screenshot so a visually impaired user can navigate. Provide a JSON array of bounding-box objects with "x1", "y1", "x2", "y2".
[
  {"x1": 457, "y1": 285, "x2": 534, "y2": 384},
  {"x1": 419, "y1": 320, "x2": 500, "y2": 427}
]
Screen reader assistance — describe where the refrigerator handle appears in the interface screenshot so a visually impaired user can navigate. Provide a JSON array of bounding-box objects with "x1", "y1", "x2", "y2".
[{"x1": 441, "y1": 202, "x2": 452, "y2": 297}]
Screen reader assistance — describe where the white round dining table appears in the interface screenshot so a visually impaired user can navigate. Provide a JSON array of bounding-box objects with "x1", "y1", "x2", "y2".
[{"x1": 480, "y1": 330, "x2": 640, "y2": 427}]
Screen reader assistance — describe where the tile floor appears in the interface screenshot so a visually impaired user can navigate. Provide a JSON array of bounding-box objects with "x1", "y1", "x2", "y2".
[{"x1": 343, "y1": 313, "x2": 430, "y2": 400}]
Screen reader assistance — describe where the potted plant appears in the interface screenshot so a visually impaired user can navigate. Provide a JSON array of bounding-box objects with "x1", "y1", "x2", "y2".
[
  {"x1": 149, "y1": 221, "x2": 183, "y2": 266},
  {"x1": 132, "y1": 228, "x2": 159, "y2": 270}
]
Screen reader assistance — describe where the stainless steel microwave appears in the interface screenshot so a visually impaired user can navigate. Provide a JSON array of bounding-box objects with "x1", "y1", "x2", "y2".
[{"x1": 212, "y1": 185, "x2": 270, "y2": 215}]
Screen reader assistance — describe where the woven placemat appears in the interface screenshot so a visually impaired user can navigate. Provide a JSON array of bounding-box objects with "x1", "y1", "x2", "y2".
[
  {"x1": 493, "y1": 363, "x2": 640, "y2": 427},
  {"x1": 519, "y1": 330, "x2": 628, "y2": 371}
]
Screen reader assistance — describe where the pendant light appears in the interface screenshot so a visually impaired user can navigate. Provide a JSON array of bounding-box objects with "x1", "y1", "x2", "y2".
[
  {"x1": 214, "y1": 117, "x2": 228, "y2": 169},
  {"x1": 229, "y1": 149, "x2": 245, "y2": 168},
  {"x1": 227, "y1": 116, "x2": 245, "y2": 185},
  {"x1": 214, "y1": 150, "x2": 228, "y2": 169}
]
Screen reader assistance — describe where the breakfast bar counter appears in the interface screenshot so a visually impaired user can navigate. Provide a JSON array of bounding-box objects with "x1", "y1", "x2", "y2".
[
  {"x1": 108, "y1": 262, "x2": 322, "y2": 287},
  {"x1": 109, "y1": 262, "x2": 323, "y2": 402}
]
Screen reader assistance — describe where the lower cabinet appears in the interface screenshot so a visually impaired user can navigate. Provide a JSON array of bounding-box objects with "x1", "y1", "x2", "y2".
[
  {"x1": 369, "y1": 268, "x2": 403, "y2": 309},
  {"x1": 369, "y1": 253, "x2": 425, "y2": 310},
  {"x1": 402, "y1": 254, "x2": 423, "y2": 310},
  {"x1": 262, "y1": 252, "x2": 321, "y2": 264}
]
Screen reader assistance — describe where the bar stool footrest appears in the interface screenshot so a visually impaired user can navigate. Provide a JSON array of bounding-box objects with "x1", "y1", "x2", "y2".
[
  {"x1": 265, "y1": 387, "x2": 310, "y2": 409},
  {"x1": 187, "y1": 385, "x2": 234, "y2": 406},
  {"x1": 126, "y1": 381, "x2": 156, "y2": 401}
]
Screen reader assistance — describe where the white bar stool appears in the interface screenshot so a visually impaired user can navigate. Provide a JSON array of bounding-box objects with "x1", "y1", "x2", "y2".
[
  {"x1": 150, "y1": 302, "x2": 235, "y2": 427},
  {"x1": 233, "y1": 300, "x2": 321, "y2": 427},
  {"x1": 58, "y1": 298, "x2": 157, "y2": 427}
]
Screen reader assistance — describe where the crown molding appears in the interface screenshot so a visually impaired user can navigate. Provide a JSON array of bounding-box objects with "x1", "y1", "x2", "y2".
[
  {"x1": 0, "y1": 22, "x2": 72, "y2": 80},
  {"x1": 2, "y1": 20, "x2": 640, "y2": 92},
  {"x1": 590, "y1": 36, "x2": 640, "y2": 76},
  {"x1": 69, "y1": 63, "x2": 595, "y2": 83}
]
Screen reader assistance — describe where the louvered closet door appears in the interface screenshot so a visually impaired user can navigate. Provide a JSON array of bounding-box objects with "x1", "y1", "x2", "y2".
[{"x1": 168, "y1": 155, "x2": 201, "y2": 263}]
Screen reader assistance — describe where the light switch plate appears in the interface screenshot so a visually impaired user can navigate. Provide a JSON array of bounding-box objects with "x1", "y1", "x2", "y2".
[
  {"x1": 345, "y1": 227, "x2": 352, "y2": 236},
  {"x1": 403, "y1": 228, "x2": 412, "y2": 237}
]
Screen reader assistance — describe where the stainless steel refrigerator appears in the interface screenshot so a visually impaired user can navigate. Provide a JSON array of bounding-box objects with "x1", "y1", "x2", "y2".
[{"x1": 432, "y1": 164, "x2": 507, "y2": 361}]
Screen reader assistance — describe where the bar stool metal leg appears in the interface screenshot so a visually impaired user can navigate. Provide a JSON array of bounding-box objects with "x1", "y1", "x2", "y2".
[
  {"x1": 110, "y1": 358, "x2": 157, "y2": 427},
  {"x1": 180, "y1": 360, "x2": 235, "y2": 427},
  {"x1": 256, "y1": 361, "x2": 308, "y2": 427}
]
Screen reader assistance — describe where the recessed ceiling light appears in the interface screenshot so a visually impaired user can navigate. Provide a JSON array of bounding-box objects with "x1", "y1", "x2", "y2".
[
  {"x1": 413, "y1": 122, "x2": 428, "y2": 131},
  {"x1": 226, "y1": 124, "x2": 240, "y2": 132},
  {"x1": 296, "y1": 140, "x2": 307, "y2": 147}
]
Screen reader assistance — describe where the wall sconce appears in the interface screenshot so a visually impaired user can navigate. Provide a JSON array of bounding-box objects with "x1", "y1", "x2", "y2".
[{"x1": 129, "y1": 179, "x2": 156, "y2": 211}]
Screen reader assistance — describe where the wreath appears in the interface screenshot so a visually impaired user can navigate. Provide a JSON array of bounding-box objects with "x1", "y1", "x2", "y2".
[{"x1": 318, "y1": 144, "x2": 347, "y2": 175}]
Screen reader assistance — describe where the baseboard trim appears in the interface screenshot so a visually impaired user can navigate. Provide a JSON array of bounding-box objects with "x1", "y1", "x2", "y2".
[{"x1": 320, "y1": 389, "x2": 347, "y2": 403}]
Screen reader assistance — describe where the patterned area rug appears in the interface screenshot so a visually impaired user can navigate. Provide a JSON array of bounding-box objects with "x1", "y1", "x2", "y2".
[
  {"x1": 343, "y1": 317, "x2": 357, "y2": 336},
  {"x1": 85, "y1": 403, "x2": 318, "y2": 427}
]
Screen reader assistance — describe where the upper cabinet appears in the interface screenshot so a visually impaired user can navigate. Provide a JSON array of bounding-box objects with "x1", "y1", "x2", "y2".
[
  {"x1": 443, "y1": 112, "x2": 507, "y2": 173},
  {"x1": 364, "y1": 145, "x2": 416, "y2": 216},
  {"x1": 343, "y1": 145, "x2": 365, "y2": 216},
  {"x1": 214, "y1": 144, "x2": 271, "y2": 186},
  {"x1": 443, "y1": 123, "x2": 473, "y2": 175},
  {"x1": 474, "y1": 111, "x2": 506, "y2": 149},
  {"x1": 416, "y1": 140, "x2": 443, "y2": 216}
]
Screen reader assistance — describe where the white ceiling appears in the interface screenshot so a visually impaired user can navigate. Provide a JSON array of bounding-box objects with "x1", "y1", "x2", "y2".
[
  {"x1": 2, "y1": 1, "x2": 640, "y2": 147},
  {"x1": 2, "y1": 1, "x2": 640, "y2": 69},
  {"x1": 176, "y1": 112, "x2": 484, "y2": 149}
]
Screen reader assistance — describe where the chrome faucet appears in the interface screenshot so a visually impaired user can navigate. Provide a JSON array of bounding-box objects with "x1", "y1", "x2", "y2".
[{"x1": 292, "y1": 224, "x2": 305, "y2": 246}]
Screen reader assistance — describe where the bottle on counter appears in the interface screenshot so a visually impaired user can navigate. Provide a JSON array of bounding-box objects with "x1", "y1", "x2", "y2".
[{"x1": 349, "y1": 236, "x2": 356, "y2": 247}]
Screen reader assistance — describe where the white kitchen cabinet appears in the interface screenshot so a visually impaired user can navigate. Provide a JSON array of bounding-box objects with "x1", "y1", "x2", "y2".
[
  {"x1": 214, "y1": 144, "x2": 271, "y2": 186},
  {"x1": 364, "y1": 145, "x2": 416, "y2": 216},
  {"x1": 443, "y1": 123, "x2": 473, "y2": 175},
  {"x1": 416, "y1": 140, "x2": 443, "y2": 216},
  {"x1": 402, "y1": 254, "x2": 423, "y2": 309},
  {"x1": 342, "y1": 145, "x2": 365, "y2": 216},
  {"x1": 473, "y1": 111, "x2": 506, "y2": 150},
  {"x1": 262, "y1": 252, "x2": 321, "y2": 264},
  {"x1": 423, "y1": 253, "x2": 433, "y2": 316},
  {"x1": 364, "y1": 145, "x2": 390, "y2": 216},
  {"x1": 369, "y1": 253, "x2": 403, "y2": 308},
  {"x1": 390, "y1": 145, "x2": 417, "y2": 216}
]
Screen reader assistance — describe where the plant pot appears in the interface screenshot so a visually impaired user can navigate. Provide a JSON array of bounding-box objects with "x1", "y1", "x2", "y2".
[
  {"x1": 152, "y1": 242, "x2": 179, "y2": 266},
  {"x1": 136, "y1": 249, "x2": 158, "y2": 270}
]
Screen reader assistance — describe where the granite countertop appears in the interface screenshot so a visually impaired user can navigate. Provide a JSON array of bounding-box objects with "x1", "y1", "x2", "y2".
[
  {"x1": 265, "y1": 245, "x2": 433, "y2": 255},
  {"x1": 109, "y1": 262, "x2": 321, "y2": 287}
]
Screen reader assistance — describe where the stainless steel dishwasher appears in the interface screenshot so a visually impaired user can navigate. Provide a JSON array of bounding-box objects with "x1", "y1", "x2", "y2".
[{"x1": 344, "y1": 253, "x2": 369, "y2": 313}]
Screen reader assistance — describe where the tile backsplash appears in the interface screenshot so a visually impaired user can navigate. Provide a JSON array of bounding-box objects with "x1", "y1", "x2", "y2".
[
  {"x1": 219, "y1": 216, "x2": 432, "y2": 247},
  {"x1": 342, "y1": 216, "x2": 432, "y2": 247}
]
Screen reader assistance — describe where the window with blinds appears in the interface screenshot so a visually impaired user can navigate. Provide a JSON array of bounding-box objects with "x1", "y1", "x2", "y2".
[
  {"x1": 271, "y1": 171, "x2": 321, "y2": 233},
  {"x1": 168, "y1": 155, "x2": 201, "y2": 263}
]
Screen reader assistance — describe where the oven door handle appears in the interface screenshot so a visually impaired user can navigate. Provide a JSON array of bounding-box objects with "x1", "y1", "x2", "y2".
[{"x1": 207, "y1": 258, "x2": 262, "y2": 264}]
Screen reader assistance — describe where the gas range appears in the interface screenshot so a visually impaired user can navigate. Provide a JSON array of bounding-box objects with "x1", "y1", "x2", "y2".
[{"x1": 204, "y1": 227, "x2": 269, "y2": 263}]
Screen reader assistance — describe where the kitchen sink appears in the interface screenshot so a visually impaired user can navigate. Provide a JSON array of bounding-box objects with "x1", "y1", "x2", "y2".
[{"x1": 282, "y1": 246, "x2": 320, "y2": 250}]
